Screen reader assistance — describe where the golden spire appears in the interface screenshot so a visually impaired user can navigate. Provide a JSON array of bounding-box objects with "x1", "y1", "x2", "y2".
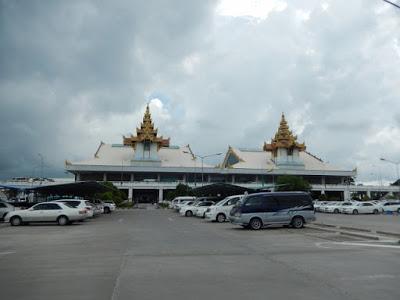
[
  {"x1": 263, "y1": 113, "x2": 306, "y2": 152},
  {"x1": 123, "y1": 104, "x2": 170, "y2": 148}
]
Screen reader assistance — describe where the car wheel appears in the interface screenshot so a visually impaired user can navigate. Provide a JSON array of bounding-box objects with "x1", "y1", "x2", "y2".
[
  {"x1": 291, "y1": 216, "x2": 304, "y2": 229},
  {"x1": 185, "y1": 210, "x2": 193, "y2": 217},
  {"x1": 57, "y1": 215, "x2": 69, "y2": 226},
  {"x1": 352, "y1": 209, "x2": 359, "y2": 215},
  {"x1": 333, "y1": 209, "x2": 339, "y2": 214},
  {"x1": 373, "y1": 209, "x2": 379, "y2": 215},
  {"x1": 249, "y1": 218, "x2": 262, "y2": 230},
  {"x1": 104, "y1": 207, "x2": 110, "y2": 214},
  {"x1": 216, "y1": 213, "x2": 226, "y2": 223},
  {"x1": 10, "y1": 216, "x2": 22, "y2": 226}
]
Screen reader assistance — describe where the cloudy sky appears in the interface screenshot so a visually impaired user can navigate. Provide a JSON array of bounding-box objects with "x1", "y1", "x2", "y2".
[{"x1": 1, "y1": 0, "x2": 400, "y2": 184}]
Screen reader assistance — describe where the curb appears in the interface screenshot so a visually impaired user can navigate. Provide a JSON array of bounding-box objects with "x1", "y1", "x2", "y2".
[
  {"x1": 339, "y1": 226, "x2": 372, "y2": 233},
  {"x1": 376, "y1": 230, "x2": 400, "y2": 238},
  {"x1": 339, "y1": 231, "x2": 380, "y2": 240}
]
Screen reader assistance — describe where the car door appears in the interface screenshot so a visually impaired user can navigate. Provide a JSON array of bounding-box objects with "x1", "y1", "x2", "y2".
[
  {"x1": 45, "y1": 203, "x2": 64, "y2": 221},
  {"x1": 361, "y1": 203, "x2": 373, "y2": 213},
  {"x1": 27, "y1": 203, "x2": 48, "y2": 222},
  {"x1": 274, "y1": 195, "x2": 298, "y2": 224}
]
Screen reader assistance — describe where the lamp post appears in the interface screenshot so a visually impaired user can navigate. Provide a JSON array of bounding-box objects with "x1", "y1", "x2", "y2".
[
  {"x1": 380, "y1": 157, "x2": 400, "y2": 197},
  {"x1": 38, "y1": 153, "x2": 44, "y2": 184},
  {"x1": 184, "y1": 151, "x2": 223, "y2": 186}
]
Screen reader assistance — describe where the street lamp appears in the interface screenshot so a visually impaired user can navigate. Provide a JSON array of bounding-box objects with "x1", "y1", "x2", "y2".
[
  {"x1": 380, "y1": 157, "x2": 400, "y2": 196},
  {"x1": 184, "y1": 151, "x2": 223, "y2": 186},
  {"x1": 38, "y1": 153, "x2": 44, "y2": 184}
]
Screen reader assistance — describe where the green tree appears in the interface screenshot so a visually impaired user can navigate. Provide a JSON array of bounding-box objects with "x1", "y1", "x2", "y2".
[
  {"x1": 276, "y1": 175, "x2": 311, "y2": 192},
  {"x1": 95, "y1": 181, "x2": 126, "y2": 207}
]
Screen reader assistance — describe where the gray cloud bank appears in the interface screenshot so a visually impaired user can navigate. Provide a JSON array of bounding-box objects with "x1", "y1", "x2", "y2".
[{"x1": 0, "y1": 0, "x2": 399, "y2": 183}]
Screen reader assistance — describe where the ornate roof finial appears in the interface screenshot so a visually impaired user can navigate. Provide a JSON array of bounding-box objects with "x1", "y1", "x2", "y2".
[
  {"x1": 263, "y1": 112, "x2": 306, "y2": 152},
  {"x1": 123, "y1": 104, "x2": 170, "y2": 149}
]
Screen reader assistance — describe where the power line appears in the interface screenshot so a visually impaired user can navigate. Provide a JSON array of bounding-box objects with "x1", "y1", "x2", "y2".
[{"x1": 383, "y1": 0, "x2": 400, "y2": 9}]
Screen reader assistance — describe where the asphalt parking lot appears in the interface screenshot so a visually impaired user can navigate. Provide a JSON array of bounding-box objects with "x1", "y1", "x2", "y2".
[{"x1": 1, "y1": 210, "x2": 399, "y2": 300}]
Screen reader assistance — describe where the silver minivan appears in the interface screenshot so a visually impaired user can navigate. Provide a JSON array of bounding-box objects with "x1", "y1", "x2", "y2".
[{"x1": 229, "y1": 192, "x2": 316, "y2": 230}]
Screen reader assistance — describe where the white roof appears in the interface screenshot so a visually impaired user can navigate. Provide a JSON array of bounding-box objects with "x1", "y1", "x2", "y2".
[
  {"x1": 70, "y1": 143, "x2": 211, "y2": 168},
  {"x1": 225, "y1": 146, "x2": 348, "y2": 171}
]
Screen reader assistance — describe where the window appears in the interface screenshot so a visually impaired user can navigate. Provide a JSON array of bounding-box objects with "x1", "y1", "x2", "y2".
[
  {"x1": 62, "y1": 201, "x2": 80, "y2": 208},
  {"x1": 244, "y1": 195, "x2": 265, "y2": 207},
  {"x1": 276, "y1": 194, "x2": 312, "y2": 210},
  {"x1": 362, "y1": 203, "x2": 372, "y2": 206},
  {"x1": 33, "y1": 204, "x2": 47, "y2": 210},
  {"x1": 225, "y1": 197, "x2": 240, "y2": 206}
]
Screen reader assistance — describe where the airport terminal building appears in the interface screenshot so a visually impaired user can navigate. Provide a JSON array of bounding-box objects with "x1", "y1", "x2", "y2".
[{"x1": 65, "y1": 105, "x2": 392, "y2": 203}]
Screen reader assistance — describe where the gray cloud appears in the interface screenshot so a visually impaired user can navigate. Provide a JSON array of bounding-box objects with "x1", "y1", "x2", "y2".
[{"x1": 1, "y1": 0, "x2": 400, "y2": 183}]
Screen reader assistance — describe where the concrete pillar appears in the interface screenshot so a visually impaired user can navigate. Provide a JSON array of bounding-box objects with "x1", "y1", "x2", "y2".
[
  {"x1": 157, "y1": 174, "x2": 161, "y2": 182},
  {"x1": 158, "y1": 189, "x2": 163, "y2": 203},
  {"x1": 321, "y1": 190, "x2": 326, "y2": 195},
  {"x1": 344, "y1": 190, "x2": 350, "y2": 201},
  {"x1": 232, "y1": 175, "x2": 235, "y2": 184},
  {"x1": 182, "y1": 174, "x2": 186, "y2": 183},
  {"x1": 76, "y1": 173, "x2": 80, "y2": 182},
  {"x1": 321, "y1": 176, "x2": 326, "y2": 186},
  {"x1": 128, "y1": 188, "x2": 133, "y2": 202},
  {"x1": 103, "y1": 173, "x2": 107, "y2": 181},
  {"x1": 130, "y1": 173, "x2": 134, "y2": 182},
  {"x1": 367, "y1": 190, "x2": 371, "y2": 198}
]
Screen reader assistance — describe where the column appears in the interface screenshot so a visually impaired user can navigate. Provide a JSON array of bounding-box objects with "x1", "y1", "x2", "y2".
[
  {"x1": 128, "y1": 188, "x2": 133, "y2": 202},
  {"x1": 232, "y1": 174, "x2": 235, "y2": 184},
  {"x1": 157, "y1": 174, "x2": 161, "y2": 182},
  {"x1": 76, "y1": 173, "x2": 81, "y2": 182},
  {"x1": 367, "y1": 190, "x2": 371, "y2": 198},
  {"x1": 130, "y1": 173, "x2": 134, "y2": 182},
  {"x1": 344, "y1": 189, "x2": 350, "y2": 201},
  {"x1": 158, "y1": 189, "x2": 163, "y2": 203},
  {"x1": 182, "y1": 174, "x2": 186, "y2": 183},
  {"x1": 103, "y1": 173, "x2": 107, "y2": 181}
]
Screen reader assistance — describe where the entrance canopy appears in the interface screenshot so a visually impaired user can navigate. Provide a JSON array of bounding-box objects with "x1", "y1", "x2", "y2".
[{"x1": 192, "y1": 183, "x2": 256, "y2": 198}]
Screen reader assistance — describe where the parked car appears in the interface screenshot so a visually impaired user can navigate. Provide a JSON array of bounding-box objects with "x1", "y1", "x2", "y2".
[
  {"x1": 341, "y1": 202, "x2": 380, "y2": 215},
  {"x1": 55, "y1": 199, "x2": 94, "y2": 218},
  {"x1": 91, "y1": 199, "x2": 105, "y2": 215},
  {"x1": 102, "y1": 200, "x2": 116, "y2": 213},
  {"x1": 194, "y1": 201, "x2": 216, "y2": 218},
  {"x1": 380, "y1": 201, "x2": 400, "y2": 213},
  {"x1": 321, "y1": 202, "x2": 340, "y2": 213},
  {"x1": 171, "y1": 197, "x2": 196, "y2": 209},
  {"x1": 205, "y1": 195, "x2": 243, "y2": 222},
  {"x1": 174, "y1": 199, "x2": 196, "y2": 211},
  {"x1": 229, "y1": 192, "x2": 315, "y2": 230},
  {"x1": 4, "y1": 202, "x2": 87, "y2": 226},
  {"x1": 179, "y1": 201, "x2": 199, "y2": 217},
  {"x1": 0, "y1": 201, "x2": 15, "y2": 220},
  {"x1": 324, "y1": 201, "x2": 355, "y2": 213}
]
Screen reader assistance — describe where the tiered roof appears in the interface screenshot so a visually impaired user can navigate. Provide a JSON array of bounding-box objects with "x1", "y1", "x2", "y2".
[
  {"x1": 123, "y1": 104, "x2": 170, "y2": 149},
  {"x1": 263, "y1": 113, "x2": 306, "y2": 152}
]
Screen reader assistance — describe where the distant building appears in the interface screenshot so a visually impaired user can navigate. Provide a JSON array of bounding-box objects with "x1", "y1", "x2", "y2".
[{"x1": 65, "y1": 105, "x2": 396, "y2": 202}]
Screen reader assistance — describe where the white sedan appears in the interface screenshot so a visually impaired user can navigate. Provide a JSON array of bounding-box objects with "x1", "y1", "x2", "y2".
[
  {"x1": 342, "y1": 202, "x2": 380, "y2": 215},
  {"x1": 179, "y1": 202, "x2": 200, "y2": 217},
  {"x1": 194, "y1": 201, "x2": 216, "y2": 218},
  {"x1": 5, "y1": 202, "x2": 87, "y2": 226},
  {"x1": 380, "y1": 201, "x2": 400, "y2": 213},
  {"x1": 205, "y1": 195, "x2": 243, "y2": 222}
]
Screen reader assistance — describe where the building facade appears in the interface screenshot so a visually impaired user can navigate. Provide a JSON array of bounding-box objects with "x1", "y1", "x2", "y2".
[{"x1": 65, "y1": 105, "x2": 395, "y2": 202}]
